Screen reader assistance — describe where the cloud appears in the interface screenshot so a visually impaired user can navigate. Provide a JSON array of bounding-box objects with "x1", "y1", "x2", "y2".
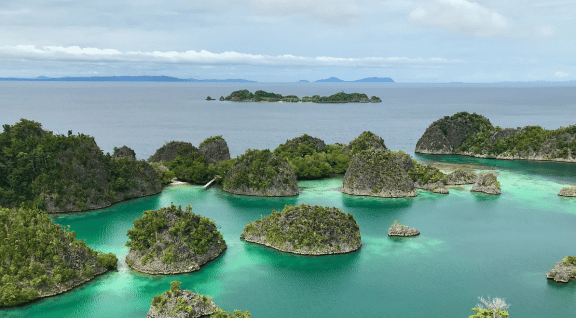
[
  {"x1": 410, "y1": 0, "x2": 510, "y2": 37},
  {"x1": 0, "y1": 45, "x2": 462, "y2": 68},
  {"x1": 554, "y1": 71, "x2": 569, "y2": 78}
]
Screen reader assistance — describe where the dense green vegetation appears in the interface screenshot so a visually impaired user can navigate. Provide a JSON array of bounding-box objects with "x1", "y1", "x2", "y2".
[
  {"x1": 457, "y1": 124, "x2": 576, "y2": 159},
  {"x1": 126, "y1": 204, "x2": 225, "y2": 265},
  {"x1": 0, "y1": 119, "x2": 159, "y2": 212},
  {"x1": 222, "y1": 90, "x2": 382, "y2": 103},
  {"x1": 408, "y1": 160, "x2": 447, "y2": 184},
  {"x1": 272, "y1": 134, "x2": 350, "y2": 180},
  {"x1": 562, "y1": 256, "x2": 576, "y2": 265},
  {"x1": 0, "y1": 207, "x2": 117, "y2": 307},
  {"x1": 243, "y1": 204, "x2": 361, "y2": 252},
  {"x1": 151, "y1": 281, "x2": 215, "y2": 315},
  {"x1": 469, "y1": 308, "x2": 509, "y2": 318},
  {"x1": 199, "y1": 135, "x2": 223, "y2": 148},
  {"x1": 345, "y1": 131, "x2": 387, "y2": 156},
  {"x1": 223, "y1": 149, "x2": 295, "y2": 191}
]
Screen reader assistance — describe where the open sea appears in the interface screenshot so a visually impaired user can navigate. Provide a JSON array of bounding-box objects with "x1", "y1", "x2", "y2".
[{"x1": 1, "y1": 82, "x2": 576, "y2": 317}]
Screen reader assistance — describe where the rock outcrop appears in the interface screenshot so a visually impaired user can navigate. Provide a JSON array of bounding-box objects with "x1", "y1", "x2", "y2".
[
  {"x1": 342, "y1": 149, "x2": 417, "y2": 198},
  {"x1": 546, "y1": 257, "x2": 576, "y2": 283},
  {"x1": 408, "y1": 162, "x2": 449, "y2": 194},
  {"x1": 198, "y1": 136, "x2": 231, "y2": 164},
  {"x1": 446, "y1": 169, "x2": 477, "y2": 185},
  {"x1": 388, "y1": 221, "x2": 420, "y2": 237},
  {"x1": 414, "y1": 181, "x2": 449, "y2": 194},
  {"x1": 149, "y1": 141, "x2": 198, "y2": 163},
  {"x1": 343, "y1": 131, "x2": 387, "y2": 155},
  {"x1": 276, "y1": 134, "x2": 326, "y2": 153},
  {"x1": 558, "y1": 187, "x2": 576, "y2": 197},
  {"x1": 148, "y1": 282, "x2": 217, "y2": 318},
  {"x1": 415, "y1": 112, "x2": 493, "y2": 154},
  {"x1": 470, "y1": 172, "x2": 501, "y2": 195},
  {"x1": 223, "y1": 149, "x2": 299, "y2": 197},
  {"x1": 113, "y1": 145, "x2": 136, "y2": 159},
  {"x1": 125, "y1": 205, "x2": 226, "y2": 275},
  {"x1": 240, "y1": 204, "x2": 362, "y2": 255}
]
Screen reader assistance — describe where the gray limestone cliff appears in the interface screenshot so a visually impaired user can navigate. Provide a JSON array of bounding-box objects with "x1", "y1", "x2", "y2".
[
  {"x1": 546, "y1": 257, "x2": 576, "y2": 283},
  {"x1": 446, "y1": 169, "x2": 477, "y2": 185},
  {"x1": 558, "y1": 187, "x2": 576, "y2": 197},
  {"x1": 198, "y1": 136, "x2": 231, "y2": 164},
  {"x1": 125, "y1": 205, "x2": 226, "y2": 275},
  {"x1": 240, "y1": 204, "x2": 361, "y2": 255},
  {"x1": 342, "y1": 149, "x2": 416, "y2": 198},
  {"x1": 343, "y1": 131, "x2": 387, "y2": 155},
  {"x1": 470, "y1": 172, "x2": 501, "y2": 195},
  {"x1": 147, "y1": 282, "x2": 217, "y2": 318},
  {"x1": 388, "y1": 221, "x2": 420, "y2": 237},
  {"x1": 112, "y1": 145, "x2": 136, "y2": 159},
  {"x1": 223, "y1": 149, "x2": 299, "y2": 197},
  {"x1": 149, "y1": 141, "x2": 198, "y2": 163}
]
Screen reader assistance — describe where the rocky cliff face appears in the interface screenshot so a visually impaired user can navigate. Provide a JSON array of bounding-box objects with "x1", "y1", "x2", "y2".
[
  {"x1": 342, "y1": 149, "x2": 416, "y2": 198},
  {"x1": 558, "y1": 187, "x2": 576, "y2": 197},
  {"x1": 414, "y1": 181, "x2": 449, "y2": 194},
  {"x1": 546, "y1": 259, "x2": 576, "y2": 283},
  {"x1": 343, "y1": 131, "x2": 387, "y2": 155},
  {"x1": 147, "y1": 284, "x2": 218, "y2": 318},
  {"x1": 113, "y1": 145, "x2": 136, "y2": 159},
  {"x1": 223, "y1": 149, "x2": 299, "y2": 197},
  {"x1": 415, "y1": 112, "x2": 493, "y2": 154},
  {"x1": 240, "y1": 204, "x2": 362, "y2": 255},
  {"x1": 125, "y1": 205, "x2": 226, "y2": 275},
  {"x1": 470, "y1": 172, "x2": 501, "y2": 195},
  {"x1": 446, "y1": 169, "x2": 477, "y2": 185},
  {"x1": 198, "y1": 137, "x2": 231, "y2": 164},
  {"x1": 282, "y1": 134, "x2": 326, "y2": 152},
  {"x1": 388, "y1": 222, "x2": 420, "y2": 237},
  {"x1": 149, "y1": 141, "x2": 198, "y2": 163}
]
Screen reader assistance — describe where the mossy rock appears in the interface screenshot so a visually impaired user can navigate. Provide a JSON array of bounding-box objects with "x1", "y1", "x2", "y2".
[
  {"x1": 198, "y1": 136, "x2": 231, "y2": 165},
  {"x1": 241, "y1": 204, "x2": 361, "y2": 255},
  {"x1": 446, "y1": 168, "x2": 477, "y2": 185},
  {"x1": 223, "y1": 149, "x2": 299, "y2": 197},
  {"x1": 343, "y1": 131, "x2": 387, "y2": 155},
  {"x1": 112, "y1": 145, "x2": 136, "y2": 159},
  {"x1": 149, "y1": 141, "x2": 199, "y2": 163},
  {"x1": 558, "y1": 187, "x2": 576, "y2": 197},
  {"x1": 147, "y1": 281, "x2": 218, "y2": 318},
  {"x1": 470, "y1": 172, "x2": 501, "y2": 195},
  {"x1": 342, "y1": 149, "x2": 416, "y2": 198},
  {"x1": 125, "y1": 204, "x2": 226, "y2": 275},
  {"x1": 274, "y1": 134, "x2": 326, "y2": 154}
]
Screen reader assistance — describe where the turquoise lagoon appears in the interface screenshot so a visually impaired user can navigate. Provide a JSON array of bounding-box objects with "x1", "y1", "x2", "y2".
[{"x1": 2, "y1": 157, "x2": 576, "y2": 317}]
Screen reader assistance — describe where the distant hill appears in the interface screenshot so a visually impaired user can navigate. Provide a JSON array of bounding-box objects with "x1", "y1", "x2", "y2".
[
  {"x1": 0, "y1": 76, "x2": 257, "y2": 83},
  {"x1": 315, "y1": 77, "x2": 394, "y2": 83},
  {"x1": 298, "y1": 80, "x2": 310, "y2": 83}
]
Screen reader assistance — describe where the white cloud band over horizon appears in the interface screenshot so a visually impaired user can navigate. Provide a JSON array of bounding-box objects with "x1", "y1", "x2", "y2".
[{"x1": 0, "y1": 45, "x2": 462, "y2": 69}]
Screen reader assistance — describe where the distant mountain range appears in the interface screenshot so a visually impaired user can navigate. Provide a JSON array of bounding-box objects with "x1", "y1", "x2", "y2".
[
  {"x1": 312, "y1": 77, "x2": 394, "y2": 83},
  {"x1": 0, "y1": 76, "x2": 257, "y2": 83}
]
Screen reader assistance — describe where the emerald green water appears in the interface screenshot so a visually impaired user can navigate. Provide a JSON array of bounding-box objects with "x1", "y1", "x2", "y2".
[{"x1": 3, "y1": 159, "x2": 576, "y2": 317}]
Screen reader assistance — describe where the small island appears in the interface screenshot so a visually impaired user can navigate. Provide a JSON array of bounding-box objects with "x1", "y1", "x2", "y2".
[
  {"x1": 470, "y1": 172, "x2": 501, "y2": 195},
  {"x1": 558, "y1": 186, "x2": 576, "y2": 197},
  {"x1": 221, "y1": 90, "x2": 382, "y2": 103},
  {"x1": 148, "y1": 281, "x2": 218, "y2": 318},
  {"x1": 206, "y1": 96, "x2": 215, "y2": 101},
  {"x1": 125, "y1": 204, "x2": 226, "y2": 275},
  {"x1": 445, "y1": 168, "x2": 477, "y2": 185},
  {"x1": 388, "y1": 221, "x2": 420, "y2": 237},
  {"x1": 0, "y1": 207, "x2": 118, "y2": 308},
  {"x1": 223, "y1": 149, "x2": 299, "y2": 197},
  {"x1": 546, "y1": 256, "x2": 576, "y2": 283},
  {"x1": 240, "y1": 204, "x2": 362, "y2": 255}
]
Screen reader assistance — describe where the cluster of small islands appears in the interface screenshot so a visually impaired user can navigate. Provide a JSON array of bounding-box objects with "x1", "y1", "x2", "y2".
[
  {"x1": 1, "y1": 109, "x2": 575, "y2": 317},
  {"x1": 206, "y1": 90, "x2": 383, "y2": 103}
]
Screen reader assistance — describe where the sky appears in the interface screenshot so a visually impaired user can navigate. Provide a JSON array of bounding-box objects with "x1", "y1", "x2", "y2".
[{"x1": 0, "y1": 0, "x2": 574, "y2": 82}]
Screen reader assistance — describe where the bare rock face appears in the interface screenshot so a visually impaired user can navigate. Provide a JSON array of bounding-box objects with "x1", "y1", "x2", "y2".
[
  {"x1": 414, "y1": 181, "x2": 449, "y2": 194},
  {"x1": 470, "y1": 172, "x2": 501, "y2": 195},
  {"x1": 415, "y1": 112, "x2": 493, "y2": 154},
  {"x1": 113, "y1": 145, "x2": 136, "y2": 159},
  {"x1": 342, "y1": 149, "x2": 416, "y2": 198},
  {"x1": 223, "y1": 149, "x2": 299, "y2": 197},
  {"x1": 198, "y1": 136, "x2": 231, "y2": 165},
  {"x1": 240, "y1": 204, "x2": 362, "y2": 255},
  {"x1": 558, "y1": 187, "x2": 576, "y2": 197},
  {"x1": 149, "y1": 141, "x2": 198, "y2": 163},
  {"x1": 343, "y1": 131, "x2": 387, "y2": 155},
  {"x1": 446, "y1": 169, "x2": 477, "y2": 185},
  {"x1": 388, "y1": 222, "x2": 420, "y2": 237},
  {"x1": 546, "y1": 257, "x2": 576, "y2": 283},
  {"x1": 125, "y1": 205, "x2": 226, "y2": 275},
  {"x1": 148, "y1": 283, "x2": 217, "y2": 318}
]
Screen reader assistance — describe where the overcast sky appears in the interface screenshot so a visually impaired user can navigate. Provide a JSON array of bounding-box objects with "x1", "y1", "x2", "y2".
[{"x1": 1, "y1": 0, "x2": 574, "y2": 82}]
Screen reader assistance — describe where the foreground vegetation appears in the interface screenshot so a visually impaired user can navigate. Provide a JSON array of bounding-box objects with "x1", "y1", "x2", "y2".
[
  {"x1": 0, "y1": 207, "x2": 117, "y2": 307},
  {"x1": 221, "y1": 90, "x2": 381, "y2": 103}
]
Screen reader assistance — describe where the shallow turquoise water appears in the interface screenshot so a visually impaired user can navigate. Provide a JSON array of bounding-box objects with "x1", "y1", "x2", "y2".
[{"x1": 2, "y1": 159, "x2": 576, "y2": 317}]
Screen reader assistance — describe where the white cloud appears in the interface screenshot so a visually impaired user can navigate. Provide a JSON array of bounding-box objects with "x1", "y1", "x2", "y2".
[
  {"x1": 0, "y1": 45, "x2": 463, "y2": 68},
  {"x1": 410, "y1": 0, "x2": 510, "y2": 37},
  {"x1": 554, "y1": 71, "x2": 569, "y2": 78}
]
